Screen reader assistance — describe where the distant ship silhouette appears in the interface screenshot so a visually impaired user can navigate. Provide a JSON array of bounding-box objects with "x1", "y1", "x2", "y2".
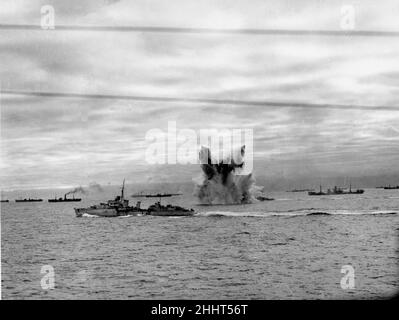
[
  {"x1": 308, "y1": 185, "x2": 364, "y2": 196},
  {"x1": 48, "y1": 194, "x2": 81, "y2": 202}
]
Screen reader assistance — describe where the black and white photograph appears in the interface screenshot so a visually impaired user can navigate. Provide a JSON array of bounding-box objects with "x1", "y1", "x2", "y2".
[{"x1": 0, "y1": 0, "x2": 398, "y2": 305}]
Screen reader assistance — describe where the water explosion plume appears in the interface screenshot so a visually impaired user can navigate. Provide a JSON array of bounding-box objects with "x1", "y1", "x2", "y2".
[{"x1": 194, "y1": 145, "x2": 260, "y2": 204}]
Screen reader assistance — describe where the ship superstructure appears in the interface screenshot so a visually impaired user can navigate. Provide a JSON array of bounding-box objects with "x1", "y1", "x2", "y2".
[{"x1": 74, "y1": 179, "x2": 143, "y2": 217}]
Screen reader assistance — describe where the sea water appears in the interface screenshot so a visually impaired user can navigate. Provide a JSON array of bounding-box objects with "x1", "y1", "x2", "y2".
[{"x1": 1, "y1": 188, "x2": 398, "y2": 299}]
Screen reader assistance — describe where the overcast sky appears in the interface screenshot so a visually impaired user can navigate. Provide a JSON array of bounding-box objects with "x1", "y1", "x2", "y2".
[{"x1": 1, "y1": 0, "x2": 399, "y2": 190}]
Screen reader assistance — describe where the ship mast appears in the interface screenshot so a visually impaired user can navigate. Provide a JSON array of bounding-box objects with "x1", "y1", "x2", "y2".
[{"x1": 121, "y1": 179, "x2": 125, "y2": 201}]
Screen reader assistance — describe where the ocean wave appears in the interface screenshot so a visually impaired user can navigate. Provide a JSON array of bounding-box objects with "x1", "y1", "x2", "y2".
[
  {"x1": 81, "y1": 213, "x2": 99, "y2": 218},
  {"x1": 197, "y1": 211, "x2": 272, "y2": 218},
  {"x1": 80, "y1": 210, "x2": 397, "y2": 218},
  {"x1": 323, "y1": 210, "x2": 397, "y2": 216},
  {"x1": 369, "y1": 211, "x2": 397, "y2": 215},
  {"x1": 197, "y1": 210, "x2": 397, "y2": 218}
]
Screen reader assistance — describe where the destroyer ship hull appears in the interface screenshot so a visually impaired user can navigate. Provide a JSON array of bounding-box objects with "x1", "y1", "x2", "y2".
[
  {"x1": 75, "y1": 207, "x2": 145, "y2": 217},
  {"x1": 75, "y1": 180, "x2": 196, "y2": 217},
  {"x1": 147, "y1": 210, "x2": 195, "y2": 217},
  {"x1": 75, "y1": 208, "x2": 194, "y2": 217},
  {"x1": 75, "y1": 208, "x2": 118, "y2": 217}
]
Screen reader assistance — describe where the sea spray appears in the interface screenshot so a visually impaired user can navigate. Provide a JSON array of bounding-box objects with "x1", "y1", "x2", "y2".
[{"x1": 194, "y1": 145, "x2": 262, "y2": 204}]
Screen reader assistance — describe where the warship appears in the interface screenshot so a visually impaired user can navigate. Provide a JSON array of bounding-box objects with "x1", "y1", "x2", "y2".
[
  {"x1": 308, "y1": 185, "x2": 364, "y2": 196},
  {"x1": 74, "y1": 180, "x2": 143, "y2": 217},
  {"x1": 147, "y1": 202, "x2": 195, "y2": 216},
  {"x1": 15, "y1": 198, "x2": 43, "y2": 202},
  {"x1": 255, "y1": 195, "x2": 275, "y2": 201},
  {"x1": 49, "y1": 194, "x2": 81, "y2": 202},
  {"x1": 132, "y1": 193, "x2": 196, "y2": 216}
]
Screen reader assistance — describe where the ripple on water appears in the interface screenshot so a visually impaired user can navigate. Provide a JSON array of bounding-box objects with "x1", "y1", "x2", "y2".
[{"x1": 2, "y1": 193, "x2": 399, "y2": 299}]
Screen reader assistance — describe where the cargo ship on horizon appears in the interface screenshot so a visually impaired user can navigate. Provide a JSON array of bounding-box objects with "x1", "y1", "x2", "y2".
[
  {"x1": 286, "y1": 188, "x2": 315, "y2": 193},
  {"x1": 308, "y1": 185, "x2": 364, "y2": 196},
  {"x1": 49, "y1": 194, "x2": 81, "y2": 202},
  {"x1": 383, "y1": 185, "x2": 399, "y2": 190},
  {"x1": 15, "y1": 198, "x2": 43, "y2": 202}
]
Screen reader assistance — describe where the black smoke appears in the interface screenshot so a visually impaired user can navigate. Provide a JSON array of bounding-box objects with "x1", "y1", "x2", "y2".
[{"x1": 65, "y1": 186, "x2": 87, "y2": 196}]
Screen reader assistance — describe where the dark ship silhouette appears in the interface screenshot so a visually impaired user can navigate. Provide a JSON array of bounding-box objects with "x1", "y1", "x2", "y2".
[
  {"x1": 48, "y1": 194, "x2": 81, "y2": 202},
  {"x1": 15, "y1": 198, "x2": 43, "y2": 202},
  {"x1": 383, "y1": 185, "x2": 399, "y2": 190},
  {"x1": 255, "y1": 195, "x2": 274, "y2": 201},
  {"x1": 131, "y1": 192, "x2": 195, "y2": 216},
  {"x1": 308, "y1": 185, "x2": 364, "y2": 196},
  {"x1": 287, "y1": 188, "x2": 315, "y2": 193},
  {"x1": 146, "y1": 201, "x2": 195, "y2": 216}
]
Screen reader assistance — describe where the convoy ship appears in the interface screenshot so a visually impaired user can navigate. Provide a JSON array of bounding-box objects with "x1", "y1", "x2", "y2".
[
  {"x1": 308, "y1": 185, "x2": 364, "y2": 196},
  {"x1": 49, "y1": 194, "x2": 81, "y2": 202},
  {"x1": 15, "y1": 198, "x2": 43, "y2": 202},
  {"x1": 75, "y1": 181, "x2": 195, "y2": 217},
  {"x1": 131, "y1": 192, "x2": 195, "y2": 216},
  {"x1": 146, "y1": 201, "x2": 195, "y2": 216},
  {"x1": 255, "y1": 195, "x2": 274, "y2": 201},
  {"x1": 287, "y1": 188, "x2": 315, "y2": 193},
  {"x1": 383, "y1": 185, "x2": 399, "y2": 190},
  {"x1": 74, "y1": 180, "x2": 143, "y2": 217}
]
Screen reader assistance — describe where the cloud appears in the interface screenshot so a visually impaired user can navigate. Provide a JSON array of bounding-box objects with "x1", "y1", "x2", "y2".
[{"x1": 1, "y1": 0, "x2": 399, "y2": 189}]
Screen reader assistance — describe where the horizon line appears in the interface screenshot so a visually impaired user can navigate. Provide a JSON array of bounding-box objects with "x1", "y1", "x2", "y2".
[
  {"x1": 2, "y1": 89, "x2": 398, "y2": 112},
  {"x1": 1, "y1": 24, "x2": 399, "y2": 37}
]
